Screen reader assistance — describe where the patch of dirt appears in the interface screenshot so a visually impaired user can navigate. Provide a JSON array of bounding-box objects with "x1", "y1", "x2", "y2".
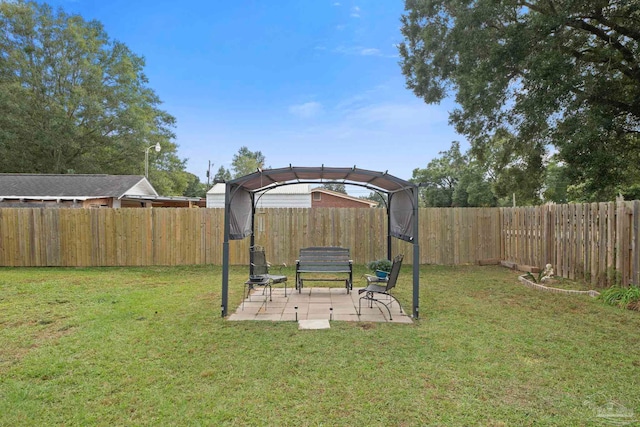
[
  {"x1": 197, "y1": 292, "x2": 218, "y2": 301},
  {"x1": 358, "y1": 322, "x2": 376, "y2": 330},
  {"x1": 627, "y1": 301, "x2": 640, "y2": 311},
  {"x1": 0, "y1": 318, "x2": 76, "y2": 369}
]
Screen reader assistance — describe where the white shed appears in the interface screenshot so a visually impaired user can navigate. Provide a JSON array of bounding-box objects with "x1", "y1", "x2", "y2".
[{"x1": 206, "y1": 183, "x2": 311, "y2": 208}]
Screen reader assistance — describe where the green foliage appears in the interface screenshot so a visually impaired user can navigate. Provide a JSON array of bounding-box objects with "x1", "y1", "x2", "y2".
[
  {"x1": 412, "y1": 141, "x2": 497, "y2": 207},
  {"x1": 473, "y1": 130, "x2": 544, "y2": 206},
  {"x1": 182, "y1": 173, "x2": 207, "y2": 198},
  {"x1": 411, "y1": 141, "x2": 466, "y2": 207},
  {"x1": 213, "y1": 165, "x2": 232, "y2": 182},
  {"x1": 360, "y1": 191, "x2": 386, "y2": 208},
  {"x1": 600, "y1": 285, "x2": 640, "y2": 309},
  {"x1": 145, "y1": 153, "x2": 193, "y2": 196},
  {"x1": 321, "y1": 183, "x2": 347, "y2": 193},
  {"x1": 524, "y1": 264, "x2": 555, "y2": 285},
  {"x1": 0, "y1": 1, "x2": 185, "y2": 188},
  {"x1": 231, "y1": 146, "x2": 265, "y2": 178},
  {"x1": 366, "y1": 259, "x2": 392, "y2": 272},
  {"x1": 399, "y1": 0, "x2": 640, "y2": 202},
  {"x1": 543, "y1": 158, "x2": 570, "y2": 204},
  {"x1": 524, "y1": 271, "x2": 544, "y2": 284}
]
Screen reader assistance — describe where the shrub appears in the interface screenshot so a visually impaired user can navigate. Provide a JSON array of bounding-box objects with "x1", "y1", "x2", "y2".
[
  {"x1": 524, "y1": 264, "x2": 554, "y2": 284},
  {"x1": 600, "y1": 285, "x2": 640, "y2": 310},
  {"x1": 366, "y1": 259, "x2": 392, "y2": 273}
]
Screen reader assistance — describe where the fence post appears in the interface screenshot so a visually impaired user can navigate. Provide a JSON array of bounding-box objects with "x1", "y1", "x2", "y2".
[
  {"x1": 616, "y1": 196, "x2": 625, "y2": 285},
  {"x1": 632, "y1": 201, "x2": 639, "y2": 286}
]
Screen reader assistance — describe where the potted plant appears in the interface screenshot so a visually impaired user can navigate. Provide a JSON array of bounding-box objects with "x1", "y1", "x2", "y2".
[{"x1": 367, "y1": 259, "x2": 392, "y2": 278}]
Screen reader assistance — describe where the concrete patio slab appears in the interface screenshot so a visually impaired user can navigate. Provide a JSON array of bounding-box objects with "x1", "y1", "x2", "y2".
[{"x1": 228, "y1": 286, "x2": 413, "y2": 324}]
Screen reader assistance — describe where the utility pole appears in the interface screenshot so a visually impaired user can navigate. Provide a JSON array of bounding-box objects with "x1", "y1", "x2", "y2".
[{"x1": 206, "y1": 160, "x2": 213, "y2": 187}]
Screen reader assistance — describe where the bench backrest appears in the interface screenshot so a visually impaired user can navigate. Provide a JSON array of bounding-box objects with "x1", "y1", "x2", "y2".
[{"x1": 297, "y1": 247, "x2": 351, "y2": 271}]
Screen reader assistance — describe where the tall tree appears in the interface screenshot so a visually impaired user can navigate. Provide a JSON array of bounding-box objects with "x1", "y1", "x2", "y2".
[
  {"x1": 474, "y1": 129, "x2": 544, "y2": 206},
  {"x1": 231, "y1": 146, "x2": 265, "y2": 178},
  {"x1": 411, "y1": 141, "x2": 467, "y2": 206},
  {"x1": 543, "y1": 158, "x2": 570, "y2": 204},
  {"x1": 0, "y1": 1, "x2": 183, "y2": 191},
  {"x1": 412, "y1": 141, "x2": 497, "y2": 207},
  {"x1": 399, "y1": 0, "x2": 640, "y2": 201},
  {"x1": 182, "y1": 173, "x2": 207, "y2": 198},
  {"x1": 213, "y1": 165, "x2": 232, "y2": 182}
]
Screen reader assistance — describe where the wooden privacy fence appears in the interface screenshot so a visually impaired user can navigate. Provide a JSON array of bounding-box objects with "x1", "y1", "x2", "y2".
[
  {"x1": 501, "y1": 199, "x2": 640, "y2": 287},
  {"x1": 0, "y1": 203, "x2": 637, "y2": 287},
  {"x1": 0, "y1": 207, "x2": 500, "y2": 267},
  {"x1": 0, "y1": 208, "x2": 222, "y2": 267}
]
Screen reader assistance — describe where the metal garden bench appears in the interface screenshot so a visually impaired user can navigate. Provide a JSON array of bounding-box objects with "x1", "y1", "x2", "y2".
[{"x1": 295, "y1": 247, "x2": 353, "y2": 293}]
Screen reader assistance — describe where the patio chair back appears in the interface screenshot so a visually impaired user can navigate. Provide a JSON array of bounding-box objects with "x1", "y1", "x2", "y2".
[
  {"x1": 384, "y1": 254, "x2": 404, "y2": 292},
  {"x1": 250, "y1": 246, "x2": 269, "y2": 277}
]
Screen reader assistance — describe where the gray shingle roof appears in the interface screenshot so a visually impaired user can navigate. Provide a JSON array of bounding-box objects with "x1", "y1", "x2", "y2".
[{"x1": 0, "y1": 174, "x2": 151, "y2": 198}]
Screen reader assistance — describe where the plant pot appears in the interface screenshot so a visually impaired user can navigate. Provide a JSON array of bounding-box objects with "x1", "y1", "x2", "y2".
[{"x1": 375, "y1": 270, "x2": 389, "y2": 278}]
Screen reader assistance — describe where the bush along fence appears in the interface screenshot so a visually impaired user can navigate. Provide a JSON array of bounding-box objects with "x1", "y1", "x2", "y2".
[{"x1": 0, "y1": 201, "x2": 637, "y2": 287}]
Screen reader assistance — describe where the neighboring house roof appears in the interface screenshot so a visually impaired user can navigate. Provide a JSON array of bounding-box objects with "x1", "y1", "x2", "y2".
[
  {"x1": 311, "y1": 188, "x2": 378, "y2": 207},
  {"x1": 207, "y1": 182, "x2": 311, "y2": 195},
  {"x1": 0, "y1": 174, "x2": 157, "y2": 199}
]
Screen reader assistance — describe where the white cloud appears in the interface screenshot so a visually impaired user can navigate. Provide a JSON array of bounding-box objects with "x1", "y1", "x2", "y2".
[
  {"x1": 350, "y1": 6, "x2": 360, "y2": 17},
  {"x1": 289, "y1": 102, "x2": 324, "y2": 119},
  {"x1": 343, "y1": 102, "x2": 447, "y2": 127},
  {"x1": 270, "y1": 98, "x2": 458, "y2": 180},
  {"x1": 333, "y1": 2, "x2": 341, "y2": 6},
  {"x1": 336, "y1": 24, "x2": 346, "y2": 31},
  {"x1": 360, "y1": 48, "x2": 381, "y2": 56},
  {"x1": 187, "y1": 87, "x2": 463, "y2": 183},
  {"x1": 334, "y1": 46, "x2": 385, "y2": 57}
]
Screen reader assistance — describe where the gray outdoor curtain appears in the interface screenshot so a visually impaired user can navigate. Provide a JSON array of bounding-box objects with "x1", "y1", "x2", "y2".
[
  {"x1": 228, "y1": 184, "x2": 252, "y2": 240},
  {"x1": 389, "y1": 188, "x2": 415, "y2": 242}
]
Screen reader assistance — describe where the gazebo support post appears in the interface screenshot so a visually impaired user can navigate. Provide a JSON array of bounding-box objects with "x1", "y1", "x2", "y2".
[
  {"x1": 221, "y1": 184, "x2": 232, "y2": 317},
  {"x1": 249, "y1": 195, "x2": 256, "y2": 275},
  {"x1": 412, "y1": 188, "x2": 420, "y2": 319},
  {"x1": 386, "y1": 195, "x2": 392, "y2": 261}
]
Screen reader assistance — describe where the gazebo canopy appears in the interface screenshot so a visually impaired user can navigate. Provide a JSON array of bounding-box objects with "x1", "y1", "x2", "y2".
[
  {"x1": 220, "y1": 166, "x2": 421, "y2": 319},
  {"x1": 227, "y1": 165, "x2": 415, "y2": 192}
]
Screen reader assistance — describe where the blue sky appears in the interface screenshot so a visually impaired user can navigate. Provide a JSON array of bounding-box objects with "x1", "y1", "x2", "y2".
[{"x1": 39, "y1": 0, "x2": 465, "y2": 194}]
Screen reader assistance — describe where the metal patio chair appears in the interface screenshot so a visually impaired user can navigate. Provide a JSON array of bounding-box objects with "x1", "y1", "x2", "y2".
[
  {"x1": 243, "y1": 246, "x2": 287, "y2": 309},
  {"x1": 358, "y1": 254, "x2": 404, "y2": 320}
]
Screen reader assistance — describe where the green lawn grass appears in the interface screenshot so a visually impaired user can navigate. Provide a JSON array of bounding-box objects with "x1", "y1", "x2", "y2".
[{"x1": 1, "y1": 265, "x2": 639, "y2": 426}]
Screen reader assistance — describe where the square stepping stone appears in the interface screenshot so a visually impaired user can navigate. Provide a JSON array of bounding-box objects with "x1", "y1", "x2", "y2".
[{"x1": 298, "y1": 319, "x2": 330, "y2": 330}]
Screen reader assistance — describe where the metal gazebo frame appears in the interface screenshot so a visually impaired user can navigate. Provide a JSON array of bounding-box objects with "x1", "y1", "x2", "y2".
[{"x1": 220, "y1": 166, "x2": 421, "y2": 319}]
